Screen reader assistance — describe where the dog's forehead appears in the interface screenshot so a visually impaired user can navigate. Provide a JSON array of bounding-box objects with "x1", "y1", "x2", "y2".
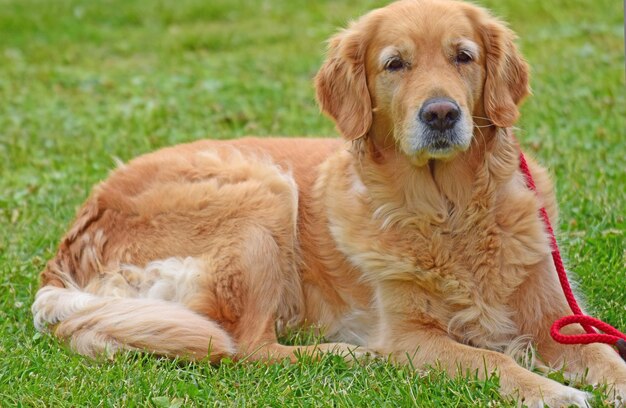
[{"x1": 372, "y1": 0, "x2": 478, "y2": 48}]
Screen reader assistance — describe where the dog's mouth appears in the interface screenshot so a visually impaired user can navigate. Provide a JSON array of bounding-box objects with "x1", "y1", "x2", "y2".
[
  {"x1": 403, "y1": 113, "x2": 473, "y2": 166},
  {"x1": 408, "y1": 145, "x2": 459, "y2": 166},
  {"x1": 429, "y1": 138, "x2": 452, "y2": 151},
  {"x1": 422, "y1": 128, "x2": 469, "y2": 157}
]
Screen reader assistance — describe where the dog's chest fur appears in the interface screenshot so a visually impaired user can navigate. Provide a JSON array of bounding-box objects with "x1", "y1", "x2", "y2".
[{"x1": 317, "y1": 140, "x2": 552, "y2": 350}]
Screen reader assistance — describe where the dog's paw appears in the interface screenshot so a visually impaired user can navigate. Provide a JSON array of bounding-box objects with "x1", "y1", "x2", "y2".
[
  {"x1": 337, "y1": 346, "x2": 380, "y2": 366},
  {"x1": 517, "y1": 384, "x2": 591, "y2": 408}
]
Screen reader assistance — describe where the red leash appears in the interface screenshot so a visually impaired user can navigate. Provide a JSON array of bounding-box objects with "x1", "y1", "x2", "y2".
[{"x1": 517, "y1": 152, "x2": 626, "y2": 361}]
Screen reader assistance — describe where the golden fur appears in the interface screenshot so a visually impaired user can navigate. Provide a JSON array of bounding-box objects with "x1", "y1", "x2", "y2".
[{"x1": 32, "y1": 0, "x2": 625, "y2": 406}]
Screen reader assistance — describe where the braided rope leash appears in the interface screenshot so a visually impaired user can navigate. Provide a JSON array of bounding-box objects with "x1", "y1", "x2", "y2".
[{"x1": 518, "y1": 151, "x2": 626, "y2": 362}]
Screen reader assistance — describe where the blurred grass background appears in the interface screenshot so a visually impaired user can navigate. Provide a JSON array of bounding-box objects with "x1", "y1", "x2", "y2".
[{"x1": 0, "y1": 0, "x2": 624, "y2": 405}]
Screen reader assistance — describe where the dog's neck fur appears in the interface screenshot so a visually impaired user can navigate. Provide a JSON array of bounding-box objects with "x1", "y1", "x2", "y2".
[{"x1": 352, "y1": 124, "x2": 516, "y2": 229}]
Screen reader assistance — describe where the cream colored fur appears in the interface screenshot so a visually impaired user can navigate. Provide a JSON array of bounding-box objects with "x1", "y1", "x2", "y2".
[{"x1": 32, "y1": 1, "x2": 625, "y2": 407}]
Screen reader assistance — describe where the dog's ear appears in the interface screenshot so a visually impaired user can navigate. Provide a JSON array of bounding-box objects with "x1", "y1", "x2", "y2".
[
  {"x1": 479, "y1": 17, "x2": 530, "y2": 128},
  {"x1": 315, "y1": 26, "x2": 372, "y2": 141}
]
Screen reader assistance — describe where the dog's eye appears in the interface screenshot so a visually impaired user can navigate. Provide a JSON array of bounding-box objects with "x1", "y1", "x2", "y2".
[
  {"x1": 455, "y1": 51, "x2": 473, "y2": 64},
  {"x1": 384, "y1": 57, "x2": 406, "y2": 72}
]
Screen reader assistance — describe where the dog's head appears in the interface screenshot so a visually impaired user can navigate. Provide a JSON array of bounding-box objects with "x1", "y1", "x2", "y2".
[{"x1": 316, "y1": 0, "x2": 529, "y2": 166}]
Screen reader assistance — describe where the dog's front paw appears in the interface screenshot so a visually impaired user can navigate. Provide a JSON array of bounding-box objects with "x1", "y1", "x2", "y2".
[
  {"x1": 339, "y1": 346, "x2": 380, "y2": 366},
  {"x1": 517, "y1": 383, "x2": 591, "y2": 408}
]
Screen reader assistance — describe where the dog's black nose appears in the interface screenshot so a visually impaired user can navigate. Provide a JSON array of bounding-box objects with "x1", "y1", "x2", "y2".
[{"x1": 419, "y1": 98, "x2": 461, "y2": 131}]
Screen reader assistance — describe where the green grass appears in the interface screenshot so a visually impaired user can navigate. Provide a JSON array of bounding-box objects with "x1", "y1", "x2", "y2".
[{"x1": 0, "y1": 0, "x2": 624, "y2": 406}]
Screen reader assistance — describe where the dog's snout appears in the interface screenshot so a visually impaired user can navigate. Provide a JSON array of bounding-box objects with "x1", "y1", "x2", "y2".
[{"x1": 419, "y1": 98, "x2": 461, "y2": 131}]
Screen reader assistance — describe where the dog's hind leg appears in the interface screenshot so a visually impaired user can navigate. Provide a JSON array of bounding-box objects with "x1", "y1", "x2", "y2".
[
  {"x1": 186, "y1": 223, "x2": 369, "y2": 364},
  {"x1": 238, "y1": 342, "x2": 372, "y2": 364}
]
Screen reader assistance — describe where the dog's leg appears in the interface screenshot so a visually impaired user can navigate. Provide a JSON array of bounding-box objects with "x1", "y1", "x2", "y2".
[
  {"x1": 539, "y1": 339, "x2": 626, "y2": 406},
  {"x1": 187, "y1": 223, "x2": 369, "y2": 365},
  {"x1": 236, "y1": 337, "x2": 370, "y2": 364},
  {"x1": 379, "y1": 328, "x2": 590, "y2": 408},
  {"x1": 509, "y1": 261, "x2": 626, "y2": 404},
  {"x1": 533, "y1": 316, "x2": 626, "y2": 405},
  {"x1": 374, "y1": 274, "x2": 590, "y2": 407}
]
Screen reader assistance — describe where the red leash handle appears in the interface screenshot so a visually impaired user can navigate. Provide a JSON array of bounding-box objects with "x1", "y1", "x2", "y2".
[
  {"x1": 518, "y1": 151, "x2": 626, "y2": 359},
  {"x1": 551, "y1": 315, "x2": 626, "y2": 345}
]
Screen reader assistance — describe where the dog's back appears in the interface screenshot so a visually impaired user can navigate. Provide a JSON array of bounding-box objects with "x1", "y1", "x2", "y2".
[{"x1": 33, "y1": 137, "x2": 358, "y2": 361}]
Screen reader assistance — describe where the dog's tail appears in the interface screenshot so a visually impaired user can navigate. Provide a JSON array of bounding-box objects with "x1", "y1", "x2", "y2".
[{"x1": 32, "y1": 256, "x2": 235, "y2": 362}]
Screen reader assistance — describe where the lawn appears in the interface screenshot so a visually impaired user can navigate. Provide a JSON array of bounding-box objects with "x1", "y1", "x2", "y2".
[{"x1": 0, "y1": 0, "x2": 624, "y2": 406}]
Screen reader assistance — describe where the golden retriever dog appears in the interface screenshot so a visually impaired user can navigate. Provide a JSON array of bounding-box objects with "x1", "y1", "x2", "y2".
[{"x1": 32, "y1": 0, "x2": 625, "y2": 406}]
